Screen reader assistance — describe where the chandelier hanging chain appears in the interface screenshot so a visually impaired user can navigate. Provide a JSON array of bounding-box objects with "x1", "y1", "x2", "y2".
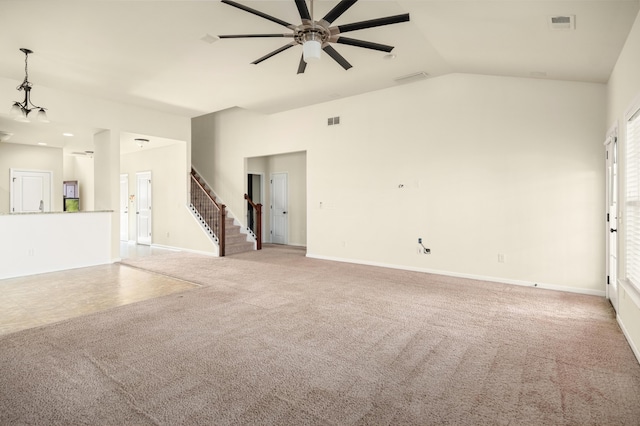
[{"x1": 17, "y1": 50, "x2": 33, "y2": 92}]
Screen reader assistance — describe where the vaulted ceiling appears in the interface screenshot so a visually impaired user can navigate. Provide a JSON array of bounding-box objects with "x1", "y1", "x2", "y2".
[{"x1": 0, "y1": 0, "x2": 638, "y2": 151}]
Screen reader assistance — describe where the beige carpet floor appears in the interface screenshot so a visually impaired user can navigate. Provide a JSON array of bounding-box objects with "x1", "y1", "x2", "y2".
[{"x1": 1, "y1": 245, "x2": 639, "y2": 425}]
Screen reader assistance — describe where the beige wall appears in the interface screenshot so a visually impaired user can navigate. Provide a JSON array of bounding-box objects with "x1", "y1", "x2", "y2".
[
  {"x1": 0, "y1": 143, "x2": 63, "y2": 213},
  {"x1": 192, "y1": 72, "x2": 606, "y2": 294},
  {"x1": 120, "y1": 143, "x2": 216, "y2": 254},
  {"x1": 607, "y1": 9, "x2": 640, "y2": 361}
]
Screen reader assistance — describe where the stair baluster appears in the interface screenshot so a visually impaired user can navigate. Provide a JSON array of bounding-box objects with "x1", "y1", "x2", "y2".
[{"x1": 190, "y1": 171, "x2": 226, "y2": 256}]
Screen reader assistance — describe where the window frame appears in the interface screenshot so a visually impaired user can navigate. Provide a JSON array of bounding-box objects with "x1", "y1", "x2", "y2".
[{"x1": 623, "y1": 96, "x2": 640, "y2": 296}]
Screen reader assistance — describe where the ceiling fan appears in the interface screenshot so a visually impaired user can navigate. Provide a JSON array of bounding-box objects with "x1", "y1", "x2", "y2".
[{"x1": 218, "y1": 0, "x2": 410, "y2": 74}]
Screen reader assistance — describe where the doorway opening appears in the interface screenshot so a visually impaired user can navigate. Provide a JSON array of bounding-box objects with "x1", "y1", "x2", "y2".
[
  {"x1": 136, "y1": 171, "x2": 152, "y2": 245},
  {"x1": 120, "y1": 174, "x2": 129, "y2": 242},
  {"x1": 246, "y1": 151, "x2": 306, "y2": 248},
  {"x1": 247, "y1": 173, "x2": 264, "y2": 242}
]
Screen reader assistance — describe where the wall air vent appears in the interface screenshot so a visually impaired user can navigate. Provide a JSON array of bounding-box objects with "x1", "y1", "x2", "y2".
[
  {"x1": 549, "y1": 15, "x2": 575, "y2": 30},
  {"x1": 394, "y1": 71, "x2": 429, "y2": 85}
]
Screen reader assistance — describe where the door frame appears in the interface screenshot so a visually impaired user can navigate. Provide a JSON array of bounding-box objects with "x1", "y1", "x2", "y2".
[
  {"x1": 270, "y1": 172, "x2": 288, "y2": 245},
  {"x1": 136, "y1": 171, "x2": 152, "y2": 245},
  {"x1": 9, "y1": 168, "x2": 53, "y2": 213},
  {"x1": 605, "y1": 125, "x2": 619, "y2": 312},
  {"x1": 120, "y1": 174, "x2": 129, "y2": 242}
]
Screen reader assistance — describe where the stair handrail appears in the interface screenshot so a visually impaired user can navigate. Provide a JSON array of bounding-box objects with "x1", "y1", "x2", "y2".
[
  {"x1": 244, "y1": 193, "x2": 262, "y2": 250},
  {"x1": 190, "y1": 171, "x2": 226, "y2": 256},
  {"x1": 191, "y1": 173, "x2": 223, "y2": 210}
]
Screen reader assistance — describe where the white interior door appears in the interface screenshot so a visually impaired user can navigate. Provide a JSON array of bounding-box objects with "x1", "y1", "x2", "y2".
[
  {"x1": 120, "y1": 174, "x2": 129, "y2": 242},
  {"x1": 10, "y1": 169, "x2": 52, "y2": 213},
  {"x1": 605, "y1": 132, "x2": 619, "y2": 312},
  {"x1": 136, "y1": 171, "x2": 152, "y2": 245},
  {"x1": 271, "y1": 172, "x2": 288, "y2": 245}
]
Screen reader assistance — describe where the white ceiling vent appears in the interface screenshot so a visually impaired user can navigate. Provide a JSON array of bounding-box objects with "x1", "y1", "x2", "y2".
[{"x1": 549, "y1": 15, "x2": 575, "y2": 30}]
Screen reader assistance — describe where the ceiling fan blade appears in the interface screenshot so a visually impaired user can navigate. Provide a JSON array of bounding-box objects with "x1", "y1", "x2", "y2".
[
  {"x1": 322, "y1": 0, "x2": 358, "y2": 25},
  {"x1": 334, "y1": 36, "x2": 394, "y2": 52},
  {"x1": 251, "y1": 42, "x2": 296, "y2": 65},
  {"x1": 219, "y1": 34, "x2": 294, "y2": 39},
  {"x1": 297, "y1": 55, "x2": 307, "y2": 74},
  {"x1": 336, "y1": 13, "x2": 410, "y2": 34},
  {"x1": 221, "y1": 0, "x2": 294, "y2": 29},
  {"x1": 322, "y1": 45, "x2": 352, "y2": 70},
  {"x1": 295, "y1": 0, "x2": 311, "y2": 21}
]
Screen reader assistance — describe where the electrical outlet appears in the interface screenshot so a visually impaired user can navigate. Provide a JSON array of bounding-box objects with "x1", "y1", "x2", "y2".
[{"x1": 418, "y1": 237, "x2": 422, "y2": 244}]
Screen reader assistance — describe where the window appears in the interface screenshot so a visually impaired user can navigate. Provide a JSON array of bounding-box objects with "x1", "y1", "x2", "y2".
[{"x1": 626, "y1": 105, "x2": 640, "y2": 290}]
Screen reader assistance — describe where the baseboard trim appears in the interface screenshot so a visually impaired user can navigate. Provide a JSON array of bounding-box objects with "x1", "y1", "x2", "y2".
[
  {"x1": 151, "y1": 243, "x2": 218, "y2": 257},
  {"x1": 617, "y1": 314, "x2": 640, "y2": 365},
  {"x1": 305, "y1": 253, "x2": 605, "y2": 297}
]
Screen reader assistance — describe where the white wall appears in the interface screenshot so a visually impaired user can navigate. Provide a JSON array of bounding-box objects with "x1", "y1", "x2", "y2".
[
  {"x1": 607, "y1": 9, "x2": 640, "y2": 361},
  {"x1": 193, "y1": 73, "x2": 606, "y2": 294},
  {"x1": 120, "y1": 143, "x2": 216, "y2": 254},
  {"x1": 0, "y1": 143, "x2": 63, "y2": 213}
]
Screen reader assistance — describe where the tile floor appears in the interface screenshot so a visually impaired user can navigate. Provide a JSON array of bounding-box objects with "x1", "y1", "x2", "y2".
[{"x1": 0, "y1": 243, "x2": 198, "y2": 336}]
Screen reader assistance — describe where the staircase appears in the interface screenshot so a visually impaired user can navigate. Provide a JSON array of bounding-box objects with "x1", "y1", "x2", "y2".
[
  {"x1": 224, "y1": 216, "x2": 254, "y2": 255},
  {"x1": 190, "y1": 168, "x2": 253, "y2": 256}
]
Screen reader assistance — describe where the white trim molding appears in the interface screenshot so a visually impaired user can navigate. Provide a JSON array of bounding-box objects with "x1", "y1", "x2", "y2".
[
  {"x1": 151, "y1": 243, "x2": 218, "y2": 257},
  {"x1": 306, "y1": 253, "x2": 606, "y2": 297}
]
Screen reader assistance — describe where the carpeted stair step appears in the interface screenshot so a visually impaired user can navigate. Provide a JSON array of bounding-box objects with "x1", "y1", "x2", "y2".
[
  {"x1": 225, "y1": 240, "x2": 254, "y2": 255},
  {"x1": 226, "y1": 232, "x2": 248, "y2": 245},
  {"x1": 223, "y1": 222, "x2": 253, "y2": 255}
]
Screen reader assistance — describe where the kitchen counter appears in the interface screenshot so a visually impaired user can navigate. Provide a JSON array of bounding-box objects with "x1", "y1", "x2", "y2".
[{"x1": 0, "y1": 211, "x2": 114, "y2": 279}]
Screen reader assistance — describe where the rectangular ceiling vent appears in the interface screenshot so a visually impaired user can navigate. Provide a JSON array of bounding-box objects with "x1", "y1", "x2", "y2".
[
  {"x1": 394, "y1": 71, "x2": 429, "y2": 85},
  {"x1": 549, "y1": 15, "x2": 575, "y2": 30}
]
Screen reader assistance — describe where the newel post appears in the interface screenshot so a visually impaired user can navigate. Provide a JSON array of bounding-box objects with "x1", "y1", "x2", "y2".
[
  {"x1": 220, "y1": 204, "x2": 226, "y2": 257},
  {"x1": 256, "y1": 203, "x2": 262, "y2": 250}
]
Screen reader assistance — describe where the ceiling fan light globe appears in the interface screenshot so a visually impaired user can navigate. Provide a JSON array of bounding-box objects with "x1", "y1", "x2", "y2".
[{"x1": 303, "y1": 40, "x2": 322, "y2": 62}]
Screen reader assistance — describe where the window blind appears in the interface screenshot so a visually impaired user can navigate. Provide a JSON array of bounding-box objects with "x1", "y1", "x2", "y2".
[{"x1": 626, "y1": 107, "x2": 640, "y2": 290}]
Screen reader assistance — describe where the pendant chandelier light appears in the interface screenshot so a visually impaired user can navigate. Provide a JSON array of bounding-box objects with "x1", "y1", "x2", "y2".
[{"x1": 10, "y1": 48, "x2": 49, "y2": 123}]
